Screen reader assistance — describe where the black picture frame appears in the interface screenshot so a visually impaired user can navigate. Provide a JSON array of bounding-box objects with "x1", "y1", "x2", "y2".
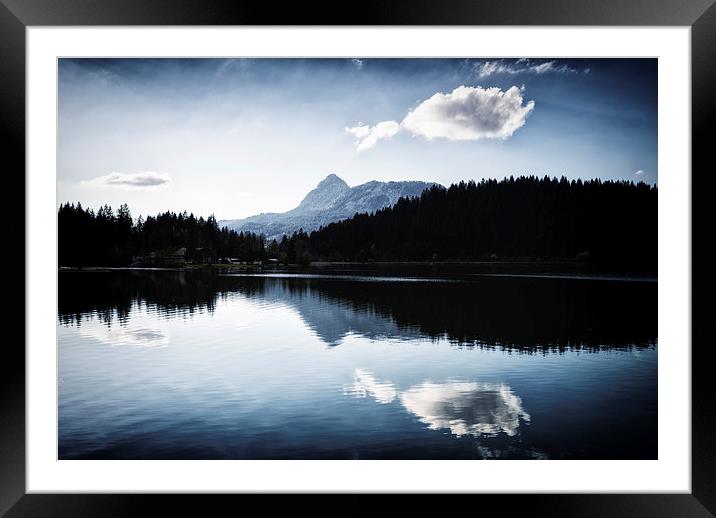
[{"x1": 3, "y1": 0, "x2": 714, "y2": 515}]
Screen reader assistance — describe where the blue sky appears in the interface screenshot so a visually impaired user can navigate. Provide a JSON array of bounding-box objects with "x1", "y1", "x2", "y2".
[{"x1": 58, "y1": 58, "x2": 657, "y2": 220}]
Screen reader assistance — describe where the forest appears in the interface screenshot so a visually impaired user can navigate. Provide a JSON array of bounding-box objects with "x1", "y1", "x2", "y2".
[
  {"x1": 280, "y1": 176, "x2": 657, "y2": 265},
  {"x1": 58, "y1": 203, "x2": 266, "y2": 266},
  {"x1": 58, "y1": 176, "x2": 657, "y2": 267}
]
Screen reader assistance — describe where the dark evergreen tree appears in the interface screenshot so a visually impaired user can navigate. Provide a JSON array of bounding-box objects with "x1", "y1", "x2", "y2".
[
  {"x1": 301, "y1": 176, "x2": 656, "y2": 265},
  {"x1": 58, "y1": 203, "x2": 267, "y2": 266},
  {"x1": 58, "y1": 176, "x2": 656, "y2": 267}
]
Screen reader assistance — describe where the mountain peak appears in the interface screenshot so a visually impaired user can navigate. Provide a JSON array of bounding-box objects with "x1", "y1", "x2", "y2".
[
  {"x1": 318, "y1": 173, "x2": 349, "y2": 188},
  {"x1": 219, "y1": 176, "x2": 437, "y2": 241},
  {"x1": 298, "y1": 173, "x2": 351, "y2": 211}
]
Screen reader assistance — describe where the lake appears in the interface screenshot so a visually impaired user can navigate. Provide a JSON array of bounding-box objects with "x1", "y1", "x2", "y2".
[{"x1": 58, "y1": 269, "x2": 657, "y2": 459}]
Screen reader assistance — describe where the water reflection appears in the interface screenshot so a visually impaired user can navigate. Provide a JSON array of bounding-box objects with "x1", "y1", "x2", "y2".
[
  {"x1": 59, "y1": 270, "x2": 657, "y2": 352},
  {"x1": 346, "y1": 369, "x2": 531, "y2": 438},
  {"x1": 58, "y1": 270, "x2": 657, "y2": 459},
  {"x1": 401, "y1": 381, "x2": 530, "y2": 438},
  {"x1": 78, "y1": 321, "x2": 170, "y2": 347},
  {"x1": 346, "y1": 368, "x2": 399, "y2": 404}
]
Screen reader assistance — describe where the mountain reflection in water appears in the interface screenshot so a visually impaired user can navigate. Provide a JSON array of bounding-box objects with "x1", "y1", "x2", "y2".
[
  {"x1": 59, "y1": 270, "x2": 656, "y2": 351},
  {"x1": 58, "y1": 270, "x2": 657, "y2": 460}
]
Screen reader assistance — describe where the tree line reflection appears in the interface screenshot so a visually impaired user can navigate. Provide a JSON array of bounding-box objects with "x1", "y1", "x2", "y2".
[{"x1": 59, "y1": 270, "x2": 656, "y2": 352}]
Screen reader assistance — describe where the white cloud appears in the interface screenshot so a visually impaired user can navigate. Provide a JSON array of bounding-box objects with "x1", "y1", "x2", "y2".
[
  {"x1": 81, "y1": 171, "x2": 172, "y2": 190},
  {"x1": 634, "y1": 170, "x2": 645, "y2": 176},
  {"x1": 402, "y1": 85, "x2": 535, "y2": 141},
  {"x1": 346, "y1": 85, "x2": 535, "y2": 151},
  {"x1": 345, "y1": 120, "x2": 401, "y2": 151},
  {"x1": 476, "y1": 59, "x2": 579, "y2": 78},
  {"x1": 351, "y1": 58, "x2": 364, "y2": 70}
]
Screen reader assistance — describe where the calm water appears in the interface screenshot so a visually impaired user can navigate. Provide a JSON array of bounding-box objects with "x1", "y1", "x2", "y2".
[{"x1": 58, "y1": 269, "x2": 657, "y2": 459}]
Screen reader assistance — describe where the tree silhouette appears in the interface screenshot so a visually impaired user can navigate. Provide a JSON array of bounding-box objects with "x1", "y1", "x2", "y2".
[
  {"x1": 277, "y1": 176, "x2": 656, "y2": 266},
  {"x1": 58, "y1": 203, "x2": 267, "y2": 266},
  {"x1": 59, "y1": 176, "x2": 656, "y2": 267}
]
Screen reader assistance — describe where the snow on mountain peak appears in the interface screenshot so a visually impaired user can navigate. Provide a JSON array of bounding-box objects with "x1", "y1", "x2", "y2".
[{"x1": 219, "y1": 174, "x2": 437, "y2": 241}]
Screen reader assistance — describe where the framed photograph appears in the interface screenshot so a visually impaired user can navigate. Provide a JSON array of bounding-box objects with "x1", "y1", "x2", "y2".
[{"x1": 5, "y1": 0, "x2": 715, "y2": 514}]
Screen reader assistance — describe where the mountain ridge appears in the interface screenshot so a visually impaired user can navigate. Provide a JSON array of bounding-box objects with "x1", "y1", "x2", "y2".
[{"x1": 219, "y1": 174, "x2": 437, "y2": 242}]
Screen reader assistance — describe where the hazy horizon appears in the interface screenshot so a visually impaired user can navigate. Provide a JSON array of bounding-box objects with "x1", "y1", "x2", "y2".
[{"x1": 58, "y1": 58, "x2": 657, "y2": 220}]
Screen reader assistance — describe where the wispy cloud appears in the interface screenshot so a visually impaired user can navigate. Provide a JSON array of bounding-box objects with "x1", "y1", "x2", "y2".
[
  {"x1": 346, "y1": 85, "x2": 535, "y2": 151},
  {"x1": 81, "y1": 171, "x2": 172, "y2": 189},
  {"x1": 351, "y1": 58, "x2": 364, "y2": 70},
  {"x1": 345, "y1": 120, "x2": 401, "y2": 151},
  {"x1": 475, "y1": 59, "x2": 579, "y2": 78},
  {"x1": 634, "y1": 170, "x2": 645, "y2": 176},
  {"x1": 213, "y1": 58, "x2": 255, "y2": 78}
]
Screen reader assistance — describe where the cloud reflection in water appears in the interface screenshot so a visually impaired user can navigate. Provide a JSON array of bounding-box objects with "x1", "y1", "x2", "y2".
[
  {"x1": 346, "y1": 369, "x2": 530, "y2": 438},
  {"x1": 78, "y1": 324, "x2": 170, "y2": 348},
  {"x1": 346, "y1": 368, "x2": 399, "y2": 404}
]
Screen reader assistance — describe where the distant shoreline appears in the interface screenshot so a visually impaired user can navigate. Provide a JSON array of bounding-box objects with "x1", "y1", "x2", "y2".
[
  {"x1": 296, "y1": 261, "x2": 656, "y2": 281},
  {"x1": 58, "y1": 260, "x2": 657, "y2": 281}
]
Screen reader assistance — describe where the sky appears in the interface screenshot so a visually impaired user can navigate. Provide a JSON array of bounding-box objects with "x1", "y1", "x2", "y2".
[{"x1": 58, "y1": 58, "x2": 657, "y2": 220}]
